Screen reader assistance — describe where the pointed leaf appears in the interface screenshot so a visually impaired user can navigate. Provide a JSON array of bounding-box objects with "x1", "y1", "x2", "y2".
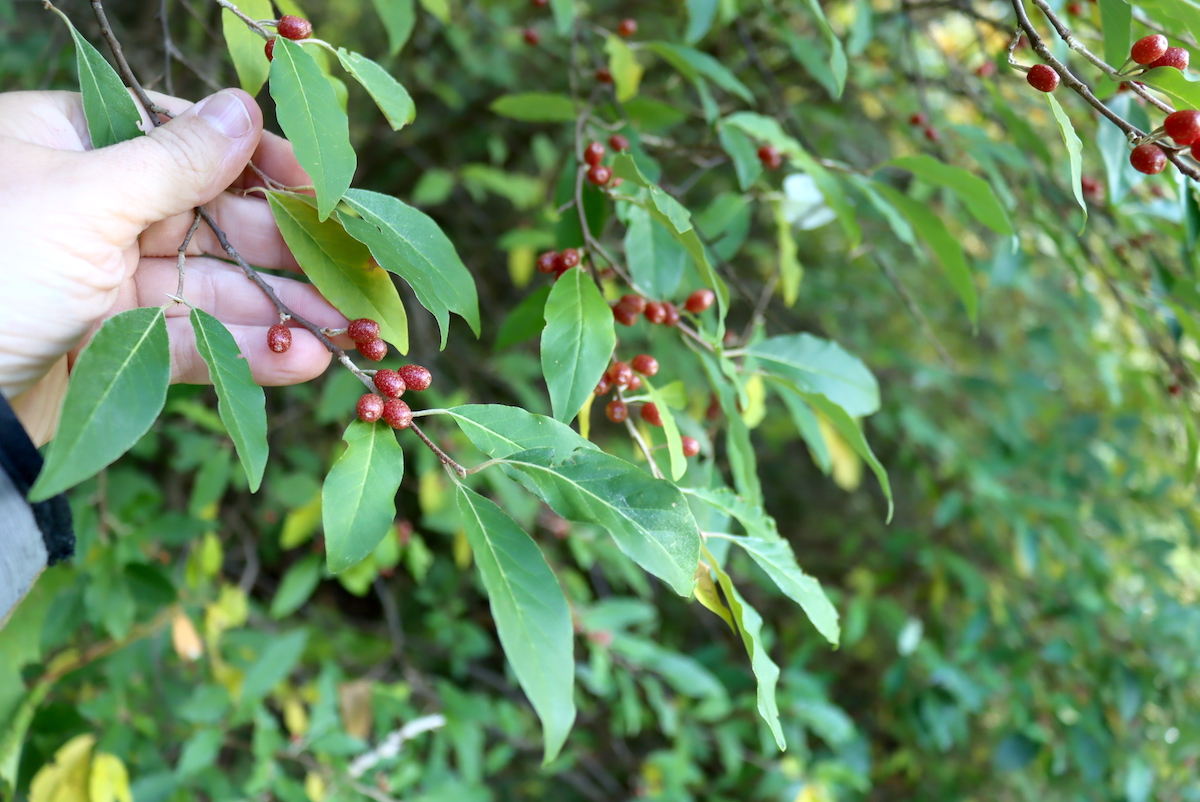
[
  {"x1": 1140, "y1": 66, "x2": 1200, "y2": 110},
  {"x1": 31, "y1": 308, "x2": 169, "y2": 501},
  {"x1": 541, "y1": 268, "x2": 616, "y2": 422},
  {"x1": 726, "y1": 535, "x2": 838, "y2": 644},
  {"x1": 772, "y1": 200, "x2": 803, "y2": 306},
  {"x1": 624, "y1": 206, "x2": 688, "y2": 299},
  {"x1": 1098, "y1": 0, "x2": 1132, "y2": 73},
  {"x1": 417, "y1": 0, "x2": 450, "y2": 23},
  {"x1": 339, "y1": 189, "x2": 480, "y2": 346},
  {"x1": 269, "y1": 554, "x2": 323, "y2": 619},
  {"x1": 796, "y1": 0, "x2": 848, "y2": 97},
  {"x1": 48, "y1": 4, "x2": 143, "y2": 148},
  {"x1": 457, "y1": 487, "x2": 576, "y2": 762},
  {"x1": 718, "y1": 124, "x2": 763, "y2": 191},
  {"x1": 335, "y1": 49, "x2": 415, "y2": 131},
  {"x1": 884, "y1": 154, "x2": 1013, "y2": 236},
  {"x1": 500, "y1": 448, "x2": 700, "y2": 596},
  {"x1": 190, "y1": 309, "x2": 268, "y2": 492},
  {"x1": 490, "y1": 93, "x2": 577, "y2": 122},
  {"x1": 685, "y1": 0, "x2": 719, "y2": 43},
  {"x1": 745, "y1": 333, "x2": 879, "y2": 417},
  {"x1": 643, "y1": 377, "x2": 686, "y2": 481},
  {"x1": 549, "y1": 0, "x2": 574, "y2": 35},
  {"x1": 239, "y1": 629, "x2": 308, "y2": 707},
  {"x1": 269, "y1": 38, "x2": 356, "y2": 220},
  {"x1": 369, "y1": 0, "x2": 416, "y2": 54},
  {"x1": 1044, "y1": 93, "x2": 1088, "y2": 233},
  {"x1": 605, "y1": 36, "x2": 643, "y2": 103},
  {"x1": 322, "y1": 420, "x2": 405, "y2": 572},
  {"x1": 442, "y1": 404, "x2": 599, "y2": 457},
  {"x1": 683, "y1": 487, "x2": 781, "y2": 542},
  {"x1": 645, "y1": 42, "x2": 753, "y2": 103},
  {"x1": 267, "y1": 192, "x2": 409, "y2": 352}
]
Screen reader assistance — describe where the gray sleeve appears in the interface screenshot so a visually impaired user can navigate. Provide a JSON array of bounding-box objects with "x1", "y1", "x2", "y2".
[{"x1": 0, "y1": 467, "x2": 48, "y2": 626}]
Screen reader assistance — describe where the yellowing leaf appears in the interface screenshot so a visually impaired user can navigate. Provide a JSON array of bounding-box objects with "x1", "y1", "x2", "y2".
[
  {"x1": 605, "y1": 35, "x2": 643, "y2": 102},
  {"x1": 30, "y1": 734, "x2": 94, "y2": 802},
  {"x1": 509, "y1": 245, "x2": 536, "y2": 288},
  {"x1": 578, "y1": 391, "x2": 594, "y2": 441},
  {"x1": 741, "y1": 374, "x2": 767, "y2": 429},
  {"x1": 171, "y1": 609, "x2": 204, "y2": 663},
  {"x1": 205, "y1": 584, "x2": 249, "y2": 639},
  {"x1": 281, "y1": 493, "x2": 323, "y2": 549},
  {"x1": 88, "y1": 753, "x2": 132, "y2": 802},
  {"x1": 817, "y1": 411, "x2": 862, "y2": 491},
  {"x1": 304, "y1": 772, "x2": 327, "y2": 802},
  {"x1": 453, "y1": 528, "x2": 473, "y2": 569},
  {"x1": 283, "y1": 697, "x2": 309, "y2": 737},
  {"x1": 419, "y1": 469, "x2": 449, "y2": 514},
  {"x1": 694, "y1": 563, "x2": 736, "y2": 633}
]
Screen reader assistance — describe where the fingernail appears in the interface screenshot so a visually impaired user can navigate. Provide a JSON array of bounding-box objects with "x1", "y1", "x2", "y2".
[{"x1": 195, "y1": 90, "x2": 252, "y2": 138}]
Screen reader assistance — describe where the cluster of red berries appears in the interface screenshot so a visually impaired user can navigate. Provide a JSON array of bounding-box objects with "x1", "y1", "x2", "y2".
[
  {"x1": 907, "y1": 112, "x2": 939, "y2": 143},
  {"x1": 264, "y1": 15, "x2": 312, "y2": 61},
  {"x1": 537, "y1": 247, "x2": 582, "y2": 278},
  {"x1": 610, "y1": 287, "x2": 713, "y2": 327},
  {"x1": 348, "y1": 318, "x2": 389, "y2": 361},
  {"x1": 356, "y1": 364, "x2": 433, "y2": 430},
  {"x1": 1130, "y1": 34, "x2": 1189, "y2": 71},
  {"x1": 582, "y1": 135, "x2": 630, "y2": 187},
  {"x1": 1129, "y1": 109, "x2": 1200, "y2": 175},
  {"x1": 595, "y1": 355, "x2": 700, "y2": 457}
]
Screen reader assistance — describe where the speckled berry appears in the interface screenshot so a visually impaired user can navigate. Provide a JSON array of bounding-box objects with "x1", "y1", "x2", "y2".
[
  {"x1": 685, "y1": 288, "x2": 715, "y2": 314},
  {"x1": 1132, "y1": 34, "x2": 1168, "y2": 65},
  {"x1": 626, "y1": 374, "x2": 643, "y2": 391},
  {"x1": 265, "y1": 38, "x2": 276, "y2": 61},
  {"x1": 681, "y1": 436, "x2": 700, "y2": 457},
  {"x1": 644, "y1": 301, "x2": 667, "y2": 325},
  {"x1": 374, "y1": 369, "x2": 407, "y2": 398},
  {"x1": 609, "y1": 134, "x2": 630, "y2": 151},
  {"x1": 1130, "y1": 142, "x2": 1168, "y2": 174},
  {"x1": 560, "y1": 248, "x2": 581, "y2": 269},
  {"x1": 1165, "y1": 109, "x2": 1200, "y2": 145},
  {"x1": 1027, "y1": 64, "x2": 1059, "y2": 92},
  {"x1": 537, "y1": 251, "x2": 558, "y2": 274},
  {"x1": 617, "y1": 18, "x2": 637, "y2": 37},
  {"x1": 584, "y1": 142, "x2": 606, "y2": 166},
  {"x1": 1148, "y1": 47, "x2": 1189, "y2": 71},
  {"x1": 267, "y1": 324, "x2": 292, "y2": 353},
  {"x1": 587, "y1": 164, "x2": 612, "y2": 186},
  {"x1": 357, "y1": 393, "x2": 385, "y2": 423},
  {"x1": 662, "y1": 302, "x2": 680, "y2": 327},
  {"x1": 382, "y1": 399, "x2": 412, "y2": 430},
  {"x1": 595, "y1": 375, "x2": 612, "y2": 395},
  {"x1": 619, "y1": 294, "x2": 646, "y2": 314},
  {"x1": 631, "y1": 354, "x2": 658, "y2": 376},
  {"x1": 397, "y1": 364, "x2": 432, "y2": 391},
  {"x1": 608, "y1": 362, "x2": 634, "y2": 387},
  {"x1": 523, "y1": 27, "x2": 540, "y2": 46},
  {"x1": 606, "y1": 399, "x2": 628, "y2": 423},
  {"x1": 640, "y1": 402, "x2": 663, "y2": 427},
  {"x1": 357, "y1": 338, "x2": 388, "y2": 362},
  {"x1": 347, "y1": 318, "x2": 381, "y2": 344},
  {"x1": 612, "y1": 303, "x2": 639, "y2": 326},
  {"x1": 277, "y1": 14, "x2": 312, "y2": 40},
  {"x1": 757, "y1": 145, "x2": 783, "y2": 169}
]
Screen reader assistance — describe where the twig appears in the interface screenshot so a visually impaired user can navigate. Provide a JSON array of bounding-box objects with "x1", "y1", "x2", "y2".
[
  {"x1": 86, "y1": 1, "x2": 173, "y2": 119},
  {"x1": 212, "y1": 0, "x2": 271, "y2": 38},
  {"x1": 873, "y1": 255, "x2": 956, "y2": 368},
  {"x1": 616, "y1": 388, "x2": 664, "y2": 479},
  {"x1": 174, "y1": 210, "x2": 203, "y2": 301},
  {"x1": 409, "y1": 421, "x2": 467, "y2": 478}
]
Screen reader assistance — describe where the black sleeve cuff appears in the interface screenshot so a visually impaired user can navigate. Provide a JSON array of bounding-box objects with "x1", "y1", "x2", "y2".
[{"x1": 0, "y1": 393, "x2": 74, "y2": 565}]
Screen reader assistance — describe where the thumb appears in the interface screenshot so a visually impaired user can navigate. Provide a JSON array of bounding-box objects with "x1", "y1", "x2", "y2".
[{"x1": 79, "y1": 89, "x2": 263, "y2": 231}]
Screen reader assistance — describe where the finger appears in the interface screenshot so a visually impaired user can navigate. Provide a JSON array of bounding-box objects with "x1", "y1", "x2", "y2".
[
  {"x1": 167, "y1": 317, "x2": 333, "y2": 386},
  {"x1": 139, "y1": 193, "x2": 301, "y2": 270},
  {"x1": 236, "y1": 130, "x2": 313, "y2": 191}
]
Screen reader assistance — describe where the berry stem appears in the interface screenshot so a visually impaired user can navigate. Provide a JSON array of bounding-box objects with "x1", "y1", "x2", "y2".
[
  {"x1": 173, "y1": 210, "x2": 203, "y2": 303},
  {"x1": 212, "y1": 0, "x2": 272, "y2": 38},
  {"x1": 615, "y1": 388, "x2": 664, "y2": 480},
  {"x1": 408, "y1": 421, "x2": 467, "y2": 478}
]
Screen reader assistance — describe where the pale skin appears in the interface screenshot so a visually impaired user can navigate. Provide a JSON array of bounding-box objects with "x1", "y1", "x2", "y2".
[{"x1": 0, "y1": 88, "x2": 351, "y2": 446}]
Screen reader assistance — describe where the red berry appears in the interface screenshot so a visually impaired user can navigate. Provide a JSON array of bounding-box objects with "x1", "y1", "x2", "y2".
[
  {"x1": 609, "y1": 134, "x2": 630, "y2": 152},
  {"x1": 1170, "y1": 382, "x2": 1183, "y2": 396},
  {"x1": 374, "y1": 369, "x2": 407, "y2": 398},
  {"x1": 595, "y1": 67, "x2": 614, "y2": 84},
  {"x1": 612, "y1": 303, "x2": 639, "y2": 326},
  {"x1": 265, "y1": 39, "x2": 276, "y2": 61},
  {"x1": 357, "y1": 338, "x2": 388, "y2": 362},
  {"x1": 531, "y1": 0, "x2": 549, "y2": 6},
  {"x1": 757, "y1": 144, "x2": 783, "y2": 169},
  {"x1": 631, "y1": 354, "x2": 659, "y2": 376},
  {"x1": 1131, "y1": 34, "x2": 1169, "y2": 65},
  {"x1": 1192, "y1": 140, "x2": 1200, "y2": 160},
  {"x1": 1148, "y1": 47, "x2": 1189, "y2": 71},
  {"x1": 617, "y1": 18, "x2": 637, "y2": 37},
  {"x1": 277, "y1": 15, "x2": 312, "y2": 40},
  {"x1": 267, "y1": 324, "x2": 292, "y2": 353},
  {"x1": 662, "y1": 302, "x2": 680, "y2": 327},
  {"x1": 681, "y1": 436, "x2": 700, "y2": 458},
  {"x1": 595, "y1": 375, "x2": 612, "y2": 395},
  {"x1": 606, "y1": 399, "x2": 628, "y2": 423},
  {"x1": 397, "y1": 364, "x2": 432, "y2": 391},
  {"x1": 1067, "y1": 1, "x2": 1083, "y2": 14},
  {"x1": 382, "y1": 398, "x2": 412, "y2": 430},
  {"x1": 619, "y1": 294, "x2": 646, "y2": 313},
  {"x1": 908, "y1": 112, "x2": 927, "y2": 126},
  {"x1": 685, "y1": 288, "x2": 715, "y2": 314},
  {"x1": 1130, "y1": 143, "x2": 1168, "y2": 174},
  {"x1": 1027, "y1": 64, "x2": 1059, "y2": 92},
  {"x1": 584, "y1": 142, "x2": 606, "y2": 166},
  {"x1": 626, "y1": 374, "x2": 642, "y2": 392},
  {"x1": 608, "y1": 362, "x2": 634, "y2": 387},
  {"x1": 537, "y1": 251, "x2": 558, "y2": 273},
  {"x1": 924, "y1": 127, "x2": 940, "y2": 143},
  {"x1": 1081, "y1": 175, "x2": 1104, "y2": 202},
  {"x1": 644, "y1": 301, "x2": 667, "y2": 325},
  {"x1": 357, "y1": 394, "x2": 385, "y2": 423},
  {"x1": 347, "y1": 318, "x2": 381, "y2": 344},
  {"x1": 560, "y1": 248, "x2": 580, "y2": 269},
  {"x1": 975, "y1": 61, "x2": 996, "y2": 78},
  {"x1": 587, "y1": 165, "x2": 612, "y2": 186},
  {"x1": 1165, "y1": 109, "x2": 1200, "y2": 145},
  {"x1": 640, "y1": 402, "x2": 663, "y2": 427},
  {"x1": 523, "y1": 27, "x2": 540, "y2": 46}
]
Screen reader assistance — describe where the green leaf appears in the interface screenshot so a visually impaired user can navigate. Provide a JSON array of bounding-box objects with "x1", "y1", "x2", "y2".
[
  {"x1": 269, "y1": 38, "x2": 356, "y2": 221},
  {"x1": 550, "y1": 0, "x2": 574, "y2": 34},
  {"x1": 322, "y1": 420, "x2": 405, "y2": 572},
  {"x1": 369, "y1": 0, "x2": 416, "y2": 54},
  {"x1": 456, "y1": 487, "x2": 576, "y2": 763},
  {"x1": 683, "y1": 487, "x2": 781, "y2": 542},
  {"x1": 268, "y1": 555, "x2": 324, "y2": 619},
  {"x1": 718, "y1": 123, "x2": 763, "y2": 191},
  {"x1": 1098, "y1": 0, "x2": 1131, "y2": 68},
  {"x1": 706, "y1": 548, "x2": 784, "y2": 750},
  {"x1": 645, "y1": 42, "x2": 754, "y2": 104},
  {"x1": 624, "y1": 206, "x2": 688, "y2": 299},
  {"x1": 340, "y1": 188, "x2": 481, "y2": 346},
  {"x1": 725, "y1": 535, "x2": 839, "y2": 644},
  {"x1": 220, "y1": 0, "x2": 272, "y2": 95},
  {"x1": 442, "y1": 404, "x2": 599, "y2": 458},
  {"x1": 848, "y1": 175, "x2": 917, "y2": 249},
  {"x1": 643, "y1": 378, "x2": 686, "y2": 482},
  {"x1": 190, "y1": 309, "x2": 268, "y2": 493},
  {"x1": 1099, "y1": 94, "x2": 1149, "y2": 205},
  {"x1": 884, "y1": 154, "x2": 1013, "y2": 236},
  {"x1": 48, "y1": 4, "x2": 143, "y2": 148},
  {"x1": 873, "y1": 182, "x2": 977, "y2": 326},
  {"x1": 335, "y1": 49, "x2": 415, "y2": 131},
  {"x1": 541, "y1": 268, "x2": 617, "y2": 423},
  {"x1": 685, "y1": 0, "x2": 719, "y2": 43},
  {"x1": 772, "y1": 200, "x2": 803, "y2": 306},
  {"x1": 490, "y1": 92, "x2": 577, "y2": 122},
  {"x1": 495, "y1": 285, "x2": 551, "y2": 350},
  {"x1": 417, "y1": 0, "x2": 450, "y2": 23},
  {"x1": 1139, "y1": 67, "x2": 1200, "y2": 110},
  {"x1": 795, "y1": 0, "x2": 848, "y2": 98},
  {"x1": 724, "y1": 112, "x2": 861, "y2": 247},
  {"x1": 745, "y1": 333, "x2": 879, "y2": 418},
  {"x1": 1044, "y1": 93, "x2": 1087, "y2": 233},
  {"x1": 775, "y1": 389, "x2": 832, "y2": 474},
  {"x1": 267, "y1": 192, "x2": 409, "y2": 352},
  {"x1": 31, "y1": 308, "x2": 169, "y2": 501},
  {"x1": 239, "y1": 630, "x2": 308, "y2": 707},
  {"x1": 605, "y1": 35, "x2": 643, "y2": 103},
  {"x1": 499, "y1": 448, "x2": 700, "y2": 597}
]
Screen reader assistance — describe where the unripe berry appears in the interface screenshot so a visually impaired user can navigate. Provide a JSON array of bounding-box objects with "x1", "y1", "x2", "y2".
[
  {"x1": 1026, "y1": 64, "x2": 1059, "y2": 92},
  {"x1": 1148, "y1": 47, "x2": 1189, "y2": 71},
  {"x1": 640, "y1": 402, "x2": 663, "y2": 427},
  {"x1": 617, "y1": 18, "x2": 637, "y2": 37},
  {"x1": 608, "y1": 362, "x2": 634, "y2": 387},
  {"x1": 374, "y1": 369, "x2": 407, "y2": 398},
  {"x1": 757, "y1": 144, "x2": 783, "y2": 169},
  {"x1": 612, "y1": 303, "x2": 639, "y2": 326},
  {"x1": 357, "y1": 338, "x2": 388, "y2": 362},
  {"x1": 619, "y1": 294, "x2": 646, "y2": 313},
  {"x1": 357, "y1": 394, "x2": 385, "y2": 423},
  {"x1": 1130, "y1": 142, "x2": 1168, "y2": 174},
  {"x1": 1131, "y1": 34, "x2": 1169, "y2": 65},
  {"x1": 681, "y1": 436, "x2": 700, "y2": 458},
  {"x1": 595, "y1": 375, "x2": 612, "y2": 395},
  {"x1": 644, "y1": 301, "x2": 667, "y2": 325},
  {"x1": 537, "y1": 251, "x2": 558, "y2": 273},
  {"x1": 609, "y1": 134, "x2": 630, "y2": 151},
  {"x1": 1165, "y1": 109, "x2": 1200, "y2": 145},
  {"x1": 560, "y1": 248, "x2": 580, "y2": 269},
  {"x1": 397, "y1": 364, "x2": 432, "y2": 391},
  {"x1": 277, "y1": 15, "x2": 312, "y2": 40},
  {"x1": 587, "y1": 165, "x2": 612, "y2": 186},
  {"x1": 631, "y1": 354, "x2": 659, "y2": 376},
  {"x1": 662, "y1": 302, "x2": 681, "y2": 327},
  {"x1": 523, "y1": 27, "x2": 540, "y2": 46},
  {"x1": 595, "y1": 67, "x2": 614, "y2": 84},
  {"x1": 382, "y1": 399, "x2": 413, "y2": 430},
  {"x1": 584, "y1": 142, "x2": 606, "y2": 166},
  {"x1": 626, "y1": 374, "x2": 642, "y2": 392},
  {"x1": 267, "y1": 324, "x2": 292, "y2": 353},
  {"x1": 606, "y1": 399, "x2": 628, "y2": 423},
  {"x1": 347, "y1": 318, "x2": 381, "y2": 344},
  {"x1": 685, "y1": 288, "x2": 715, "y2": 314},
  {"x1": 265, "y1": 38, "x2": 276, "y2": 61}
]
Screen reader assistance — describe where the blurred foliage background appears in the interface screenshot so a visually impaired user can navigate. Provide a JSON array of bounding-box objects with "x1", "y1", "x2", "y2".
[{"x1": 3, "y1": 0, "x2": 1200, "y2": 799}]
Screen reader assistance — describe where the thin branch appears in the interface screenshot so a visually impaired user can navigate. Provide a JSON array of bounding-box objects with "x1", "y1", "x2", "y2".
[
  {"x1": 174, "y1": 210, "x2": 203, "y2": 301},
  {"x1": 86, "y1": 1, "x2": 173, "y2": 119},
  {"x1": 212, "y1": 0, "x2": 271, "y2": 37},
  {"x1": 409, "y1": 421, "x2": 467, "y2": 478},
  {"x1": 873, "y1": 255, "x2": 956, "y2": 368}
]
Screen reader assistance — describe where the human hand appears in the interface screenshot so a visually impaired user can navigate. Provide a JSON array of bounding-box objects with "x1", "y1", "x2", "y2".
[{"x1": 0, "y1": 89, "x2": 348, "y2": 444}]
